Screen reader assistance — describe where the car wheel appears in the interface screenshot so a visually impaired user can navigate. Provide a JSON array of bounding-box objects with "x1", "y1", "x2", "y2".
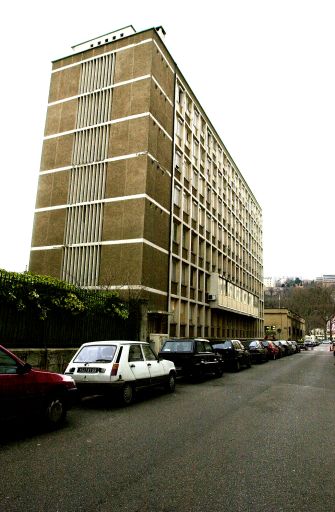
[
  {"x1": 44, "y1": 394, "x2": 67, "y2": 428},
  {"x1": 214, "y1": 365, "x2": 224, "y2": 378},
  {"x1": 165, "y1": 372, "x2": 176, "y2": 392},
  {"x1": 120, "y1": 383, "x2": 134, "y2": 405}
]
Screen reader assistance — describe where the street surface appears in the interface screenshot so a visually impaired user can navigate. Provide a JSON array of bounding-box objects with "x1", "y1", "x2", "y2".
[{"x1": 1, "y1": 344, "x2": 335, "y2": 512}]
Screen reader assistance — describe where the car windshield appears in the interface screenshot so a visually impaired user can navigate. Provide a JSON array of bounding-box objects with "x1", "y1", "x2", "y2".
[
  {"x1": 161, "y1": 341, "x2": 193, "y2": 352},
  {"x1": 74, "y1": 345, "x2": 117, "y2": 363},
  {"x1": 213, "y1": 341, "x2": 232, "y2": 349}
]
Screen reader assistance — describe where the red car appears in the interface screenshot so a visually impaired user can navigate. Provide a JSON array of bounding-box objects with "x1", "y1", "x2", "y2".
[
  {"x1": 0, "y1": 344, "x2": 77, "y2": 428},
  {"x1": 261, "y1": 340, "x2": 280, "y2": 360}
]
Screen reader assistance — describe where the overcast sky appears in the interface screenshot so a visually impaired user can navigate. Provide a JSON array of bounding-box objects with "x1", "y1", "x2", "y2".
[{"x1": 1, "y1": 0, "x2": 334, "y2": 280}]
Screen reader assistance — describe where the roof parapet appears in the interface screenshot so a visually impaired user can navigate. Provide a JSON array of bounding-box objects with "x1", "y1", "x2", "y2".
[{"x1": 71, "y1": 25, "x2": 136, "y2": 53}]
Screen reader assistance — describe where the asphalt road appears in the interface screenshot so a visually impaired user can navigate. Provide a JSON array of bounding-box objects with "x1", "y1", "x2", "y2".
[{"x1": 1, "y1": 344, "x2": 335, "y2": 512}]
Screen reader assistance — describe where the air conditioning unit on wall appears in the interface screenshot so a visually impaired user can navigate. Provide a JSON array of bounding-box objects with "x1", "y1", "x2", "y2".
[{"x1": 208, "y1": 294, "x2": 217, "y2": 301}]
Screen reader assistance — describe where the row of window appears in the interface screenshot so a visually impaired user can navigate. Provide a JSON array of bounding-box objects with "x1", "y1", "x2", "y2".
[
  {"x1": 173, "y1": 78, "x2": 263, "y2": 281},
  {"x1": 168, "y1": 299, "x2": 262, "y2": 339},
  {"x1": 174, "y1": 154, "x2": 262, "y2": 240},
  {"x1": 172, "y1": 203, "x2": 263, "y2": 268},
  {"x1": 173, "y1": 220, "x2": 261, "y2": 267},
  {"x1": 171, "y1": 258, "x2": 262, "y2": 297},
  {"x1": 175, "y1": 88, "x2": 259, "y2": 215}
]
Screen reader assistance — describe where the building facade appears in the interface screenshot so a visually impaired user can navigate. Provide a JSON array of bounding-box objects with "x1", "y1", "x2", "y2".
[
  {"x1": 264, "y1": 308, "x2": 305, "y2": 341},
  {"x1": 29, "y1": 25, "x2": 264, "y2": 341},
  {"x1": 315, "y1": 275, "x2": 335, "y2": 286},
  {"x1": 264, "y1": 277, "x2": 275, "y2": 288}
]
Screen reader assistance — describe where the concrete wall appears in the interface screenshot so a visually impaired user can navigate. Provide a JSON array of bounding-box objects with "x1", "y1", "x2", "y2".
[{"x1": 11, "y1": 348, "x2": 77, "y2": 373}]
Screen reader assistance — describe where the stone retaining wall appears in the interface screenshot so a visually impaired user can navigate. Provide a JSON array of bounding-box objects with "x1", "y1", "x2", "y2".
[{"x1": 11, "y1": 348, "x2": 77, "y2": 373}]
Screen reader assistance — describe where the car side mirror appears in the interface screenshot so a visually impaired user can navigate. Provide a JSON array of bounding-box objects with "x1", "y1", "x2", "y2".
[{"x1": 17, "y1": 362, "x2": 32, "y2": 375}]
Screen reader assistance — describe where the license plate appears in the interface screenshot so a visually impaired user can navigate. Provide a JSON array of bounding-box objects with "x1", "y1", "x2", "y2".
[{"x1": 77, "y1": 367, "x2": 99, "y2": 373}]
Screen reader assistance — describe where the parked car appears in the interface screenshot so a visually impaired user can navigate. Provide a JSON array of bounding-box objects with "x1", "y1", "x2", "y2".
[
  {"x1": 211, "y1": 339, "x2": 251, "y2": 372},
  {"x1": 304, "y1": 339, "x2": 315, "y2": 349},
  {"x1": 273, "y1": 340, "x2": 286, "y2": 357},
  {"x1": 242, "y1": 340, "x2": 268, "y2": 363},
  {"x1": 65, "y1": 341, "x2": 176, "y2": 405},
  {"x1": 0, "y1": 344, "x2": 77, "y2": 428},
  {"x1": 276, "y1": 339, "x2": 293, "y2": 356},
  {"x1": 289, "y1": 341, "x2": 300, "y2": 353},
  {"x1": 159, "y1": 338, "x2": 223, "y2": 379},
  {"x1": 261, "y1": 340, "x2": 280, "y2": 360},
  {"x1": 286, "y1": 340, "x2": 296, "y2": 353}
]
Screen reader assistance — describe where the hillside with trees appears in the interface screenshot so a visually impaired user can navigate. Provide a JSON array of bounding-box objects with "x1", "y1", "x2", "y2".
[{"x1": 265, "y1": 279, "x2": 335, "y2": 336}]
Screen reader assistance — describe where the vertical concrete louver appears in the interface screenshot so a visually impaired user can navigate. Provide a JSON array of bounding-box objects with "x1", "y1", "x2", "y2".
[{"x1": 62, "y1": 54, "x2": 115, "y2": 286}]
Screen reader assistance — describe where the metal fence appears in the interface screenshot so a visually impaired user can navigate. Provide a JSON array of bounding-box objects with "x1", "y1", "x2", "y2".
[{"x1": 0, "y1": 300, "x2": 142, "y2": 349}]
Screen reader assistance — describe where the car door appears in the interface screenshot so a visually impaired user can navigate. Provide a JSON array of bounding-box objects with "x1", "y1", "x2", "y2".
[
  {"x1": 128, "y1": 344, "x2": 151, "y2": 386},
  {"x1": 0, "y1": 348, "x2": 22, "y2": 420},
  {"x1": 0, "y1": 348, "x2": 38, "y2": 421},
  {"x1": 195, "y1": 340, "x2": 208, "y2": 372},
  {"x1": 233, "y1": 340, "x2": 244, "y2": 363},
  {"x1": 142, "y1": 345, "x2": 165, "y2": 384},
  {"x1": 203, "y1": 341, "x2": 219, "y2": 369}
]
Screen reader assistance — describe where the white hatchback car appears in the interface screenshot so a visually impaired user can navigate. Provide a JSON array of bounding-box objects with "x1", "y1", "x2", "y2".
[{"x1": 64, "y1": 341, "x2": 176, "y2": 405}]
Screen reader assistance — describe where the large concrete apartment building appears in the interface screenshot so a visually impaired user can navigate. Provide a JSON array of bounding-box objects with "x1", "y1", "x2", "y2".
[{"x1": 29, "y1": 25, "x2": 264, "y2": 342}]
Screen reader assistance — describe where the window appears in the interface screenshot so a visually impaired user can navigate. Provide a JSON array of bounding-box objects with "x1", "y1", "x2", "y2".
[
  {"x1": 199, "y1": 207, "x2": 205, "y2": 226},
  {"x1": 172, "y1": 259, "x2": 179, "y2": 281},
  {"x1": 204, "y1": 341, "x2": 213, "y2": 352},
  {"x1": 183, "y1": 192, "x2": 190, "y2": 214},
  {"x1": 176, "y1": 118, "x2": 183, "y2": 145},
  {"x1": 206, "y1": 158, "x2": 211, "y2": 181},
  {"x1": 186, "y1": 96, "x2": 191, "y2": 113},
  {"x1": 181, "y1": 264, "x2": 188, "y2": 286},
  {"x1": 173, "y1": 185, "x2": 181, "y2": 206},
  {"x1": 207, "y1": 130, "x2": 213, "y2": 150},
  {"x1": 192, "y1": 201, "x2": 198, "y2": 221},
  {"x1": 74, "y1": 345, "x2": 117, "y2": 363},
  {"x1": 206, "y1": 214, "x2": 212, "y2": 232},
  {"x1": 207, "y1": 186, "x2": 212, "y2": 203},
  {"x1": 0, "y1": 350, "x2": 18, "y2": 374},
  {"x1": 180, "y1": 301, "x2": 186, "y2": 322},
  {"x1": 184, "y1": 159, "x2": 190, "y2": 181},
  {"x1": 185, "y1": 128, "x2": 191, "y2": 145},
  {"x1": 193, "y1": 110, "x2": 199, "y2": 133},
  {"x1": 196, "y1": 340, "x2": 205, "y2": 352},
  {"x1": 192, "y1": 170, "x2": 198, "y2": 189},
  {"x1": 175, "y1": 151, "x2": 182, "y2": 170},
  {"x1": 190, "y1": 267, "x2": 197, "y2": 287},
  {"x1": 177, "y1": 86, "x2": 184, "y2": 105},
  {"x1": 128, "y1": 345, "x2": 144, "y2": 362},
  {"x1": 142, "y1": 345, "x2": 157, "y2": 361},
  {"x1": 193, "y1": 140, "x2": 199, "y2": 166},
  {"x1": 182, "y1": 227, "x2": 189, "y2": 249},
  {"x1": 173, "y1": 222, "x2": 180, "y2": 243},
  {"x1": 191, "y1": 233, "x2": 197, "y2": 253},
  {"x1": 199, "y1": 175, "x2": 205, "y2": 196}
]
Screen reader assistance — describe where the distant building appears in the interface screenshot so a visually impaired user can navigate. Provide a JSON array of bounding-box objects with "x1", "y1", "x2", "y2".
[
  {"x1": 264, "y1": 277, "x2": 275, "y2": 288},
  {"x1": 316, "y1": 275, "x2": 335, "y2": 286},
  {"x1": 264, "y1": 308, "x2": 305, "y2": 341},
  {"x1": 29, "y1": 25, "x2": 264, "y2": 341}
]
